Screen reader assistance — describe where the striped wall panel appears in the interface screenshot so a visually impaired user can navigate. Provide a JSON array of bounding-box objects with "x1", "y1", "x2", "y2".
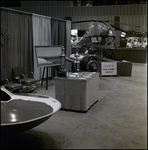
[
  {"x1": 12, "y1": 4, "x2": 147, "y2": 16},
  {"x1": 72, "y1": 15, "x2": 147, "y2": 31},
  {"x1": 72, "y1": 16, "x2": 115, "y2": 30},
  {"x1": 21, "y1": 1, "x2": 72, "y2": 7},
  {"x1": 12, "y1": 4, "x2": 147, "y2": 32},
  {"x1": 119, "y1": 15, "x2": 147, "y2": 31}
]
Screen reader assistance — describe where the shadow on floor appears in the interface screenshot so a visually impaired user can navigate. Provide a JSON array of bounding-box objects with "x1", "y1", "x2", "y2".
[{"x1": 1, "y1": 130, "x2": 59, "y2": 149}]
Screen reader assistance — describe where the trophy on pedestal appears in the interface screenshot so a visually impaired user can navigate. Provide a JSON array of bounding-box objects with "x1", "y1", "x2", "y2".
[{"x1": 58, "y1": 46, "x2": 67, "y2": 77}]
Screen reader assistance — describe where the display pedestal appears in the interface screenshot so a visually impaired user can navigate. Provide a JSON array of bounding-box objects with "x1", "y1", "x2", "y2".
[
  {"x1": 101, "y1": 58, "x2": 132, "y2": 76},
  {"x1": 55, "y1": 72, "x2": 99, "y2": 112}
]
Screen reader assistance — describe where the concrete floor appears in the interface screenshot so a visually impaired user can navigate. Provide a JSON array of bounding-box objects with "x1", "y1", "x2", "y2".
[{"x1": 2, "y1": 63, "x2": 147, "y2": 149}]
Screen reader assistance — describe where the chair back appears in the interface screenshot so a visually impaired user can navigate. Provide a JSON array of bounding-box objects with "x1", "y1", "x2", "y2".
[
  {"x1": 1, "y1": 69, "x2": 9, "y2": 79},
  {"x1": 12, "y1": 66, "x2": 24, "y2": 77},
  {"x1": 7, "y1": 68, "x2": 13, "y2": 76},
  {"x1": 1, "y1": 69, "x2": 12, "y2": 85}
]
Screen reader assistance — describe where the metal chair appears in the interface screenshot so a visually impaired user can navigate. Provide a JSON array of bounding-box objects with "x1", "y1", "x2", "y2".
[
  {"x1": 1, "y1": 68, "x2": 23, "y2": 93},
  {"x1": 12, "y1": 66, "x2": 38, "y2": 92}
]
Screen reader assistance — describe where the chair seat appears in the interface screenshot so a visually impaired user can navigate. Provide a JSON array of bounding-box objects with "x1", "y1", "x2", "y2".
[
  {"x1": 10, "y1": 83, "x2": 23, "y2": 88},
  {"x1": 21, "y1": 78, "x2": 36, "y2": 84},
  {"x1": 4, "y1": 83, "x2": 23, "y2": 92},
  {"x1": 4, "y1": 83, "x2": 23, "y2": 89},
  {"x1": 12, "y1": 66, "x2": 38, "y2": 92}
]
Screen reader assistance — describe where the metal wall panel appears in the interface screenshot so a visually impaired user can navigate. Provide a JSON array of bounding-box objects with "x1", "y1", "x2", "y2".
[
  {"x1": 21, "y1": 1, "x2": 72, "y2": 7},
  {"x1": 66, "y1": 7, "x2": 71, "y2": 17},
  {"x1": 72, "y1": 15, "x2": 115, "y2": 30},
  {"x1": 109, "y1": 5, "x2": 115, "y2": 16},
  {"x1": 135, "y1": 4, "x2": 140, "y2": 15},
  {"x1": 13, "y1": 4, "x2": 147, "y2": 16},
  {"x1": 12, "y1": 4, "x2": 147, "y2": 32},
  {"x1": 143, "y1": 16, "x2": 147, "y2": 31}
]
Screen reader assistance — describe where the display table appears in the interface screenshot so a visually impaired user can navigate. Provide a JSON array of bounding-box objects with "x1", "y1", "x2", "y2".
[{"x1": 55, "y1": 72, "x2": 99, "y2": 112}]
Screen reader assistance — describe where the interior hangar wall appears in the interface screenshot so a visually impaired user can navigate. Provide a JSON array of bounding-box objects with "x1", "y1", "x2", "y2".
[{"x1": 12, "y1": 4, "x2": 147, "y2": 32}]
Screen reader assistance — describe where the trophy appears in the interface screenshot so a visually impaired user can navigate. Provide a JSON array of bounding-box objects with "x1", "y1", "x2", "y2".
[{"x1": 58, "y1": 46, "x2": 67, "y2": 77}]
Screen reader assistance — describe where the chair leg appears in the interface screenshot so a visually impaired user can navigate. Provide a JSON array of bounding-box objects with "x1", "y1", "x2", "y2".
[
  {"x1": 35, "y1": 81, "x2": 38, "y2": 90},
  {"x1": 27, "y1": 84, "x2": 29, "y2": 93},
  {"x1": 41, "y1": 67, "x2": 45, "y2": 86}
]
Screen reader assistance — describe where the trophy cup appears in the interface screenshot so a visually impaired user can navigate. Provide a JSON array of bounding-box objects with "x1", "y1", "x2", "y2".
[{"x1": 58, "y1": 46, "x2": 67, "y2": 77}]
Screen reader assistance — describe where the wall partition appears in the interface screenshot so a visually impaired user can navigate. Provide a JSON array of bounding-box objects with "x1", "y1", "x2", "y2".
[
  {"x1": 32, "y1": 14, "x2": 52, "y2": 80},
  {"x1": 1, "y1": 7, "x2": 71, "y2": 80},
  {"x1": 32, "y1": 14, "x2": 71, "y2": 80},
  {"x1": 1, "y1": 7, "x2": 34, "y2": 73}
]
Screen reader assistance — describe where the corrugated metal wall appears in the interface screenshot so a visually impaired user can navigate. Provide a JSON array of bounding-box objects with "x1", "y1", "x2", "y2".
[
  {"x1": 20, "y1": 1, "x2": 73, "y2": 7},
  {"x1": 12, "y1": 4, "x2": 147, "y2": 32}
]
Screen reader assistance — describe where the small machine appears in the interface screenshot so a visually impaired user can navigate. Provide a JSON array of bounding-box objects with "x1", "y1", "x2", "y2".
[{"x1": 65, "y1": 47, "x2": 100, "y2": 72}]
